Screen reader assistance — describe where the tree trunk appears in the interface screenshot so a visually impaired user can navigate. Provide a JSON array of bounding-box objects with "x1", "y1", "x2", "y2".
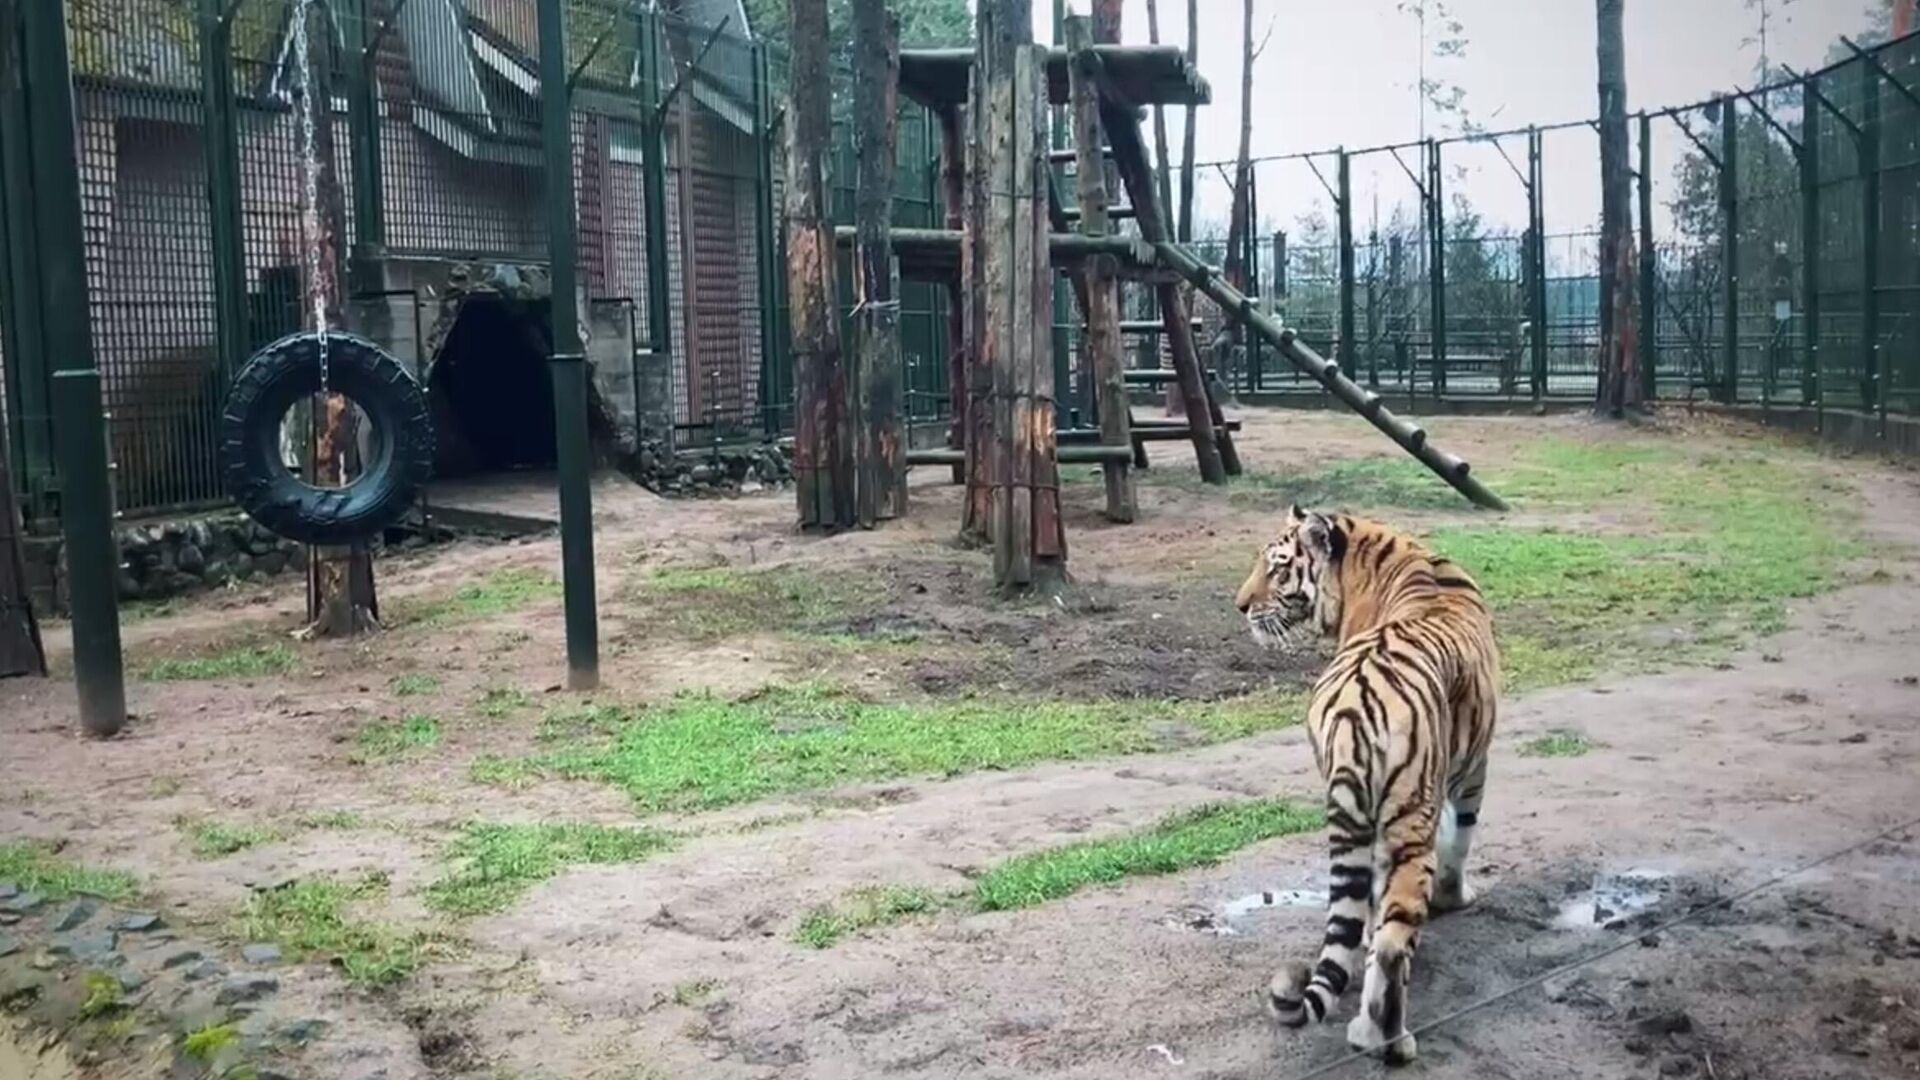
[
  {"x1": 852, "y1": 0, "x2": 905, "y2": 525},
  {"x1": 302, "y1": 0, "x2": 377, "y2": 639},
  {"x1": 939, "y1": 106, "x2": 967, "y2": 486},
  {"x1": 1594, "y1": 0, "x2": 1639, "y2": 416},
  {"x1": 1177, "y1": 0, "x2": 1198, "y2": 244},
  {"x1": 1222, "y1": 0, "x2": 1255, "y2": 293},
  {"x1": 788, "y1": 0, "x2": 855, "y2": 529}
]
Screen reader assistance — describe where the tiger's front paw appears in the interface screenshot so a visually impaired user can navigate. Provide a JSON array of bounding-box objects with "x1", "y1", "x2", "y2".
[
  {"x1": 1432, "y1": 878, "x2": 1476, "y2": 913},
  {"x1": 1347, "y1": 1014, "x2": 1417, "y2": 1064},
  {"x1": 1266, "y1": 962, "x2": 1315, "y2": 1028}
]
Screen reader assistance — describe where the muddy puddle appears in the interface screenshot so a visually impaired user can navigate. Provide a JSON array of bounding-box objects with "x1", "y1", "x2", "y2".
[{"x1": 1554, "y1": 870, "x2": 1672, "y2": 930}]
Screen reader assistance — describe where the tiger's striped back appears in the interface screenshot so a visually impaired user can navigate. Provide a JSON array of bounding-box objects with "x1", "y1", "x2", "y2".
[{"x1": 1235, "y1": 506, "x2": 1499, "y2": 1064}]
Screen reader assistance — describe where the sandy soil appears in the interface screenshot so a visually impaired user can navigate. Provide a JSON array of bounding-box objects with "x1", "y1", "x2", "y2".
[{"x1": 3, "y1": 410, "x2": 1919, "y2": 1080}]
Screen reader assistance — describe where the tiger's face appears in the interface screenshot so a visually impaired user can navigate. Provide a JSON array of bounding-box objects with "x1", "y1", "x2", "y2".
[{"x1": 1236, "y1": 505, "x2": 1340, "y2": 650}]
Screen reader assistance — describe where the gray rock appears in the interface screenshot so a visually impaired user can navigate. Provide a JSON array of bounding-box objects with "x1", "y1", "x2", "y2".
[
  {"x1": 160, "y1": 947, "x2": 204, "y2": 969},
  {"x1": 116, "y1": 970, "x2": 145, "y2": 993},
  {"x1": 256, "y1": 551, "x2": 289, "y2": 577},
  {"x1": 185, "y1": 958, "x2": 225, "y2": 981},
  {"x1": 53, "y1": 897, "x2": 99, "y2": 932},
  {"x1": 0, "y1": 882, "x2": 16, "y2": 900},
  {"x1": 0, "y1": 933, "x2": 16, "y2": 958},
  {"x1": 116, "y1": 912, "x2": 163, "y2": 932},
  {"x1": 279, "y1": 1017, "x2": 333, "y2": 1046},
  {"x1": 47, "y1": 930, "x2": 117, "y2": 963},
  {"x1": 241, "y1": 943, "x2": 283, "y2": 965},
  {"x1": 215, "y1": 973, "x2": 279, "y2": 1005},
  {"x1": 175, "y1": 543, "x2": 206, "y2": 575},
  {"x1": 1, "y1": 892, "x2": 45, "y2": 915}
]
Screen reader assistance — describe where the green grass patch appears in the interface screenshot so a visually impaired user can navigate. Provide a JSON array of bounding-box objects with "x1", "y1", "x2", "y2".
[
  {"x1": 632, "y1": 564, "x2": 887, "y2": 642},
  {"x1": 390, "y1": 673, "x2": 440, "y2": 697},
  {"x1": 181, "y1": 1021, "x2": 239, "y2": 1061},
  {"x1": 475, "y1": 686, "x2": 532, "y2": 719},
  {"x1": 0, "y1": 842, "x2": 137, "y2": 902},
  {"x1": 1519, "y1": 731, "x2": 1598, "y2": 758},
  {"x1": 973, "y1": 799, "x2": 1323, "y2": 911},
  {"x1": 79, "y1": 971, "x2": 123, "y2": 1018},
  {"x1": 353, "y1": 714, "x2": 441, "y2": 763},
  {"x1": 392, "y1": 568, "x2": 560, "y2": 628},
  {"x1": 237, "y1": 875, "x2": 424, "y2": 987},
  {"x1": 296, "y1": 810, "x2": 365, "y2": 830},
  {"x1": 475, "y1": 685, "x2": 1305, "y2": 813},
  {"x1": 140, "y1": 642, "x2": 296, "y2": 682},
  {"x1": 793, "y1": 886, "x2": 941, "y2": 949},
  {"x1": 796, "y1": 798, "x2": 1324, "y2": 947},
  {"x1": 177, "y1": 817, "x2": 280, "y2": 859},
  {"x1": 671, "y1": 978, "x2": 723, "y2": 1007},
  {"x1": 425, "y1": 822, "x2": 676, "y2": 916}
]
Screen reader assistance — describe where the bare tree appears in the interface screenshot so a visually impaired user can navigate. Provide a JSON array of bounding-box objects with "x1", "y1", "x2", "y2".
[
  {"x1": 1594, "y1": 0, "x2": 1639, "y2": 416},
  {"x1": 1222, "y1": 0, "x2": 1274, "y2": 293},
  {"x1": 1177, "y1": 0, "x2": 1197, "y2": 243}
]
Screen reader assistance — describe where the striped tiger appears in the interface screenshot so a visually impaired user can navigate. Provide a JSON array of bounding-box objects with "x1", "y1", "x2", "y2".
[{"x1": 1234, "y1": 505, "x2": 1499, "y2": 1064}]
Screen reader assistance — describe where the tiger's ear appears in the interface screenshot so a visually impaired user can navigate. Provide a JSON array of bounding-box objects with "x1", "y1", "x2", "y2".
[
  {"x1": 1301, "y1": 511, "x2": 1337, "y2": 558},
  {"x1": 1288, "y1": 503, "x2": 1308, "y2": 524}
]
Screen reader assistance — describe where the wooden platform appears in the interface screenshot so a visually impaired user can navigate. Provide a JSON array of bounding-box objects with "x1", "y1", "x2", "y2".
[{"x1": 899, "y1": 45, "x2": 1211, "y2": 110}]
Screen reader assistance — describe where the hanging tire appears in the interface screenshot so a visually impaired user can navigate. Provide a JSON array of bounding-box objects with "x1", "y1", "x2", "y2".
[{"x1": 220, "y1": 331, "x2": 433, "y2": 546}]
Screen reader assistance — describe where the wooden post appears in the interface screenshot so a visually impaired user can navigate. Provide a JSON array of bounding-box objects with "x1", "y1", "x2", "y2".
[
  {"x1": 787, "y1": 0, "x2": 855, "y2": 530},
  {"x1": 303, "y1": 1, "x2": 377, "y2": 638},
  {"x1": 1067, "y1": 15, "x2": 1134, "y2": 523},
  {"x1": 1143, "y1": 0, "x2": 1176, "y2": 235},
  {"x1": 940, "y1": 106, "x2": 968, "y2": 486},
  {"x1": 853, "y1": 0, "x2": 905, "y2": 525},
  {"x1": 1594, "y1": 0, "x2": 1638, "y2": 416},
  {"x1": 1103, "y1": 104, "x2": 1228, "y2": 483},
  {"x1": 970, "y1": 0, "x2": 1066, "y2": 588}
]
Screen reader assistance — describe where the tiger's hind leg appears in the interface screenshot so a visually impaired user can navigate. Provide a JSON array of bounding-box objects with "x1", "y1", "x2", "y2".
[
  {"x1": 1434, "y1": 755, "x2": 1488, "y2": 913},
  {"x1": 1345, "y1": 810, "x2": 1434, "y2": 1065},
  {"x1": 1268, "y1": 806, "x2": 1373, "y2": 1028}
]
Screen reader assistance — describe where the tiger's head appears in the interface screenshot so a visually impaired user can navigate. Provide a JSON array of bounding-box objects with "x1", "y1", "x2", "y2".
[{"x1": 1235, "y1": 505, "x2": 1345, "y2": 650}]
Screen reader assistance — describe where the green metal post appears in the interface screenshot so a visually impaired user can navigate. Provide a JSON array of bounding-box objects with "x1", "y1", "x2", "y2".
[
  {"x1": 1638, "y1": 112, "x2": 1657, "y2": 403},
  {"x1": 1247, "y1": 167, "x2": 1260, "y2": 393},
  {"x1": 1801, "y1": 76, "x2": 1821, "y2": 414},
  {"x1": 637, "y1": 10, "x2": 674, "y2": 402},
  {"x1": 1529, "y1": 126, "x2": 1548, "y2": 400},
  {"x1": 0, "y1": 0, "x2": 54, "y2": 523},
  {"x1": 342, "y1": 0, "x2": 385, "y2": 254},
  {"x1": 751, "y1": 44, "x2": 782, "y2": 434},
  {"x1": 1427, "y1": 140, "x2": 1448, "y2": 397},
  {"x1": 536, "y1": 0, "x2": 600, "y2": 690},
  {"x1": 1860, "y1": 61, "x2": 1883, "y2": 432},
  {"x1": 1720, "y1": 97, "x2": 1739, "y2": 404},
  {"x1": 1336, "y1": 149, "x2": 1356, "y2": 380},
  {"x1": 18, "y1": 0, "x2": 124, "y2": 733},
  {"x1": 198, "y1": 0, "x2": 249, "y2": 381}
]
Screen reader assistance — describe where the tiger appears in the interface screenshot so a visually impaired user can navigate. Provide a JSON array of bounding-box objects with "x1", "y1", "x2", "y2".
[{"x1": 1234, "y1": 504, "x2": 1499, "y2": 1065}]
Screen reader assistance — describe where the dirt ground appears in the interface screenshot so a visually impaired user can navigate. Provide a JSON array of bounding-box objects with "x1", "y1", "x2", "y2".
[{"x1": 4, "y1": 409, "x2": 1920, "y2": 1080}]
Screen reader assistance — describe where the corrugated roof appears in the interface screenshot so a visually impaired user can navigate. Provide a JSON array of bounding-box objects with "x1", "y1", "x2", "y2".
[{"x1": 68, "y1": 0, "x2": 289, "y2": 91}]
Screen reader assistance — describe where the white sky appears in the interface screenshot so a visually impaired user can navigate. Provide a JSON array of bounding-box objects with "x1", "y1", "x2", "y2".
[{"x1": 994, "y1": 0, "x2": 1884, "y2": 238}]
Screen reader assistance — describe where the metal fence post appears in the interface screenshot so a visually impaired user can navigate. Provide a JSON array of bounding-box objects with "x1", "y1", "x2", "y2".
[
  {"x1": 1637, "y1": 112, "x2": 1657, "y2": 402},
  {"x1": 1801, "y1": 76, "x2": 1822, "y2": 419},
  {"x1": 636, "y1": 7, "x2": 675, "y2": 438},
  {"x1": 198, "y1": 0, "x2": 249, "y2": 382},
  {"x1": 1528, "y1": 126, "x2": 1548, "y2": 401},
  {"x1": 342, "y1": 0, "x2": 385, "y2": 254},
  {"x1": 536, "y1": 0, "x2": 599, "y2": 691},
  {"x1": 751, "y1": 43, "x2": 783, "y2": 435},
  {"x1": 1247, "y1": 167, "x2": 1261, "y2": 393},
  {"x1": 1336, "y1": 149, "x2": 1357, "y2": 383},
  {"x1": 1720, "y1": 96, "x2": 1739, "y2": 404},
  {"x1": 1860, "y1": 60, "x2": 1884, "y2": 433},
  {"x1": 1427, "y1": 139, "x2": 1448, "y2": 398},
  {"x1": 19, "y1": 0, "x2": 124, "y2": 733},
  {"x1": 0, "y1": 0, "x2": 54, "y2": 526}
]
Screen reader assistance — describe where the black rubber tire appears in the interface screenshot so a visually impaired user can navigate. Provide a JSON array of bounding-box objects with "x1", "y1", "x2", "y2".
[{"x1": 220, "y1": 332, "x2": 433, "y2": 546}]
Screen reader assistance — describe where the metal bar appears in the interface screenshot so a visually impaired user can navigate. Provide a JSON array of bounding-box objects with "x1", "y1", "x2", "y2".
[
  {"x1": 1637, "y1": 112, "x2": 1657, "y2": 402},
  {"x1": 1528, "y1": 127, "x2": 1548, "y2": 401},
  {"x1": 1386, "y1": 145, "x2": 1430, "y2": 201},
  {"x1": 1731, "y1": 84, "x2": 1803, "y2": 155},
  {"x1": 1783, "y1": 65, "x2": 1866, "y2": 140},
  {"x1": 654, "y1": 15, "x2": 732, "y2": 123},
  {"x1": 362, "y1": 0, "x2": 410, "y2": 57},
  {"x1": 752, "y1": 44, "x2": 782, "y2": 436},
  {"x1": 1153, "y1": 242, "x2": 1508, "y2": 511},
  {"x1": 342, "y1": 0, "x2": 385, "y2": 251},
  {"x1": 636, "y1": 10, "x2": 674, "y2": 385},
  {"x1": 0, "y1": 0, "x2": 52, "y2": 524},
  {"x1": 1861, "y1": 60, "x2": 1884, "y2": 431},
  {"x1": 536, "y1": 0, "x2": 599, "y2": 690},
  {"x1": 1667, "y1": 109, "x2": 1724, "y2": 169},
  {"x1": 1427, "y1": 140, "x2": 1448, "y2": 397},
  {"x1": 1801, "y1": 75, "x2": 1822, "y2": 415},
  {"x1": 198, "y1": 0, "x2": 249, "y2": 386},
  {"x1": 19, "y1": 0, "x2": 124, "y2": 732},
  {"x1": 1721, "y1": 97, "x2": 1738, "y2": 404},
  {"x1": 1336, "y1": 149, "x2": 1356, "y2": 377}
]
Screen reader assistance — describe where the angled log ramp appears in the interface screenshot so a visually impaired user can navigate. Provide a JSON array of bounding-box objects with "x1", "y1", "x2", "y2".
[{"x1": 1154, "y1": 242, "x2": 1510, "y2": 512}]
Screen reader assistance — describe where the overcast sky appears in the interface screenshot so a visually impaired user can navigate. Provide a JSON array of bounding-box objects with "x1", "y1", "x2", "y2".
[{"x1": 997, "y1": 0, "x2": 1883, "y2": 239}]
